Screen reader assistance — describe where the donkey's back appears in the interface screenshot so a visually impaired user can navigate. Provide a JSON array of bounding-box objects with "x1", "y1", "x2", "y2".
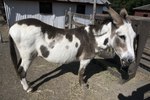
[{"x1": 9, "y1": 19, "x2": 95, "y2": 64}]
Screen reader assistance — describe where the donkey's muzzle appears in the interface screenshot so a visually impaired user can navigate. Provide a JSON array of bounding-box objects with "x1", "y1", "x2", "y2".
[{"x1": 121, "y1": 58, "x2": 134, "y2": 67}]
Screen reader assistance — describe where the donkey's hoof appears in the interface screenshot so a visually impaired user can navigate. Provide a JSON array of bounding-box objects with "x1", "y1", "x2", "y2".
[
  {"x1": 27, "y1": 87, "x2": 33, "y2": 93},
  {"x1": 119, "y1": 79, "x2": 130, "y2": 84},
  {"x1": 81, "y1": 83, "x2": 89, "y2": 90}
]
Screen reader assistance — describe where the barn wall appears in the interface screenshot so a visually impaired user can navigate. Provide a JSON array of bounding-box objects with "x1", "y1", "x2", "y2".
[
  {"x1": 53, "y1": 2, "x2": 76, "y2": 16},
  {"x1": 52, "y1": 2, "x2": 76, "y2": 28},
  {"x1": 134, "y1": 11, "x2": 150, "y2": 17},
  {"x1": 4, "y1": 0, "x2": 66, "y2": 28},
  {"x1": 4, "y1": 0, "x2": 104, "y2": 28},
  {"x1": 4, "y1": 0, "x2": 39, "y2": 26},
  {"x1": 85, "y1": 5, "x2": 103, "y2": 15}
]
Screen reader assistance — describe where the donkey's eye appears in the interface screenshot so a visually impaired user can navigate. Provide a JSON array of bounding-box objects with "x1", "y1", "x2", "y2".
[{"x1": 119, "y1": 35, "x2": 126, "y2": 40}]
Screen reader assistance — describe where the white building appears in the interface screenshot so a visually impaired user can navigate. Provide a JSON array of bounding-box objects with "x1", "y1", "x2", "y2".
[{"x1": 4, "y1": 0, "x2": 110, "y2": 28}]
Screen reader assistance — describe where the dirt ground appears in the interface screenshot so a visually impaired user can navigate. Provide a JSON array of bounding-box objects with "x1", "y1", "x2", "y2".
[{"x1": 0, "y1": 17, "x2": 150, "y2": 100}]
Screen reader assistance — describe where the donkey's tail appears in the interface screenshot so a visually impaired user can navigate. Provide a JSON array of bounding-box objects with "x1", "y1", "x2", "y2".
[{"x1": 9, "y1": 35, "x2": 21, "y2": 74}]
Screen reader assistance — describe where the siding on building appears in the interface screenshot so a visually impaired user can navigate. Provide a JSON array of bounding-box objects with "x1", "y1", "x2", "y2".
[
  {"x1": 4, "y1": 0, "x2": 66, "y2": 28},
  {"x1": 4, "y1": 0, "x2": 107, "y2": 28},
  {"x1": 134, "y1": 4, "x2": 150, "y2": 17},
  {"x1": 134, "y1": 11, "x2": 150, "y2": 17}
]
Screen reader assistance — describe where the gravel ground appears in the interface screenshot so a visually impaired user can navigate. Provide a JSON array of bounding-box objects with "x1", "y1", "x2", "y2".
[{"x1": 0, "y1": 17, "x2": 150, "y2": 100}]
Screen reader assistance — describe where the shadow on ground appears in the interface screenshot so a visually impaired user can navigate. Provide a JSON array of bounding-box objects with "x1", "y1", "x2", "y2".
[
  {"x1": 118, "y1": 83, "x2": 150, "y2": 100},
  {"x1": 30, "y1": 59, "x2": 108, "y2": 91},
  {"x1": 0, "y1": 20, "x2": 6, "y2": 26},
  {"x1": 29, "y1": 56, "x2": 133, "y2": 92}
]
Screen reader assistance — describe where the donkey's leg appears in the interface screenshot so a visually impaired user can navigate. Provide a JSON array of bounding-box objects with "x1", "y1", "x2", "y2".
[
  {"x1": 19, "y1": 58, "x2": 32, "y2": 92},
  {"x1": 19, "y1": 51, "x2": 37, "y2": 92},
  {"x1": 78, "y1": 59, "x2": 91, "y2": 86}
]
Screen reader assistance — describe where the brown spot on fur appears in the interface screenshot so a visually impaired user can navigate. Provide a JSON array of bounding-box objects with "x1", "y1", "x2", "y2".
[
  {"x1": 55, "y1": 34, "x2": 64, "y2": 41},
  {"x1": 66, "y1": 33, "x2": 73, "y2": 42},
  {"x1": 18, "y1": 66, "x2": 26, "y2": 79},
  {"x1": 75, "y1": 27, "x2": 96, "y2": 59},
  {"x1": 104, "y1": 38, "x2": 108, "y2": 45},
  {"x1": 30, "y1": 51, "x2": 37, "y2": 60},
  {"x1": 115, "y1": 37, "x2": 126, "y2": 48},
  {"x1": 65, "y1": 45, "x2": 69, "y2": 49},
  {"x1": 114, "y1": 37, "x2": 127, "y2": 55},
  {"x1": 40, "y1": 45, "x2": 49, "y2": 58},
  {"x1": 75, "y1": 42, "x2": 78, "y2": 48},
  {"x1": 49, "y1": 40, "x2": 55, "y2": 49}
]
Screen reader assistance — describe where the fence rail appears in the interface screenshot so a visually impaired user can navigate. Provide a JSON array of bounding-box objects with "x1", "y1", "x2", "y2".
[{"x1": 65, "y1": 10, "x2": 93, "y2": 29}]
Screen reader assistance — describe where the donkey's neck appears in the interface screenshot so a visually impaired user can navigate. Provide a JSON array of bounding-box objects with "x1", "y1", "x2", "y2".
[{"x1": 94, "y1": 22, "x2": 112, "y2": 52}]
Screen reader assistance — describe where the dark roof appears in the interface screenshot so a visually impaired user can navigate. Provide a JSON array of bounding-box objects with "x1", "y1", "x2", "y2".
[
  {"x1": 14, "y1": 0, "x2": 110, "y2": 5},
  {"x1": 133, "y1": 4, "x2": 150, "y2": 11},
  {"x1": 61, "y1": 0, "x2": 110, "y2": 4}
]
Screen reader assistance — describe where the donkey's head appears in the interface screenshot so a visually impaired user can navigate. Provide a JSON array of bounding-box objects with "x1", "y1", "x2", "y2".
[{"x1": 107, "y1": 6, "x2": 136, "y2": 67}]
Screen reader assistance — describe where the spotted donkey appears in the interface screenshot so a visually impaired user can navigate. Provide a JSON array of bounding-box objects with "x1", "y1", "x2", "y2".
[{"x1": 9, "y1": 6, "x2": 136, "y2": 92}]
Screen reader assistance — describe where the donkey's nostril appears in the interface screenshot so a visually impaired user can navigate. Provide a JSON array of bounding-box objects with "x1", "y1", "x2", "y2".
[{"x1": 128, "y1": 58, "x2": 133, "y2": 63}]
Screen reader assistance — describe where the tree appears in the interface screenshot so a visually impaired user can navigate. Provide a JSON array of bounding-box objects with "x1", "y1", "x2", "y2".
[{"x1": 108, "y1": 0, "x2": 150, "y2": 15}]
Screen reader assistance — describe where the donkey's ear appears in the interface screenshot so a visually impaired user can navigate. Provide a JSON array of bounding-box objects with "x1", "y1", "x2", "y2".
[
  {"x1": 120, "y1": 8, "x2": 128, "y2": 19},
  {"x1": 106, "y1": 4, "x2": 123, "y2": 27}
]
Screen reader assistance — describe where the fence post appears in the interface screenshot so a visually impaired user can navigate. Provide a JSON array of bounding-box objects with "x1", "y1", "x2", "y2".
[
  {"x1": 0, "y1": 33, "x2": 3, "y2": 43},
  {"x1": 127, "y1": 20, "x2": 149, "y2": 80},
  {"x1": 68, "y1": 8, "x2": 72, "y2": 29},
  {"x1": 92, "y1": 0, "x2": 96, "y2": 24}
]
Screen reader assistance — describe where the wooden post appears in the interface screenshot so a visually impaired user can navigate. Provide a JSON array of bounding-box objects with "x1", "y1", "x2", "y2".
[
  {"x1": 68, "y1": 8, "x2": 72, "y2": 29},
  {"x1": 0, "y1": 33, "x2": 3, "y2": 43},
  {"x1": 130, "y1": 20, "x2": 149, "y2": 73},
  {"x1": 92, "y1": 0, "x2": 96, "y2": 24}
]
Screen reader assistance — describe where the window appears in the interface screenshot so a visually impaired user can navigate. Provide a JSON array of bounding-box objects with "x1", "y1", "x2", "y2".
[
  {"x1": 39, "y1": 2, "x2": 52, "y2": 14},
  {"x1": 76, "y1": 4, "x2": 85, "y2": 14},
  {"x1": 143, "y1": 14, "x2": 148, "y2": 17}
]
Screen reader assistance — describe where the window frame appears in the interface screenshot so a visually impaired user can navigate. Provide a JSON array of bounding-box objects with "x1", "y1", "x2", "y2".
[
  {"x1": 39, "y1": 2, "x2": 53, "y2": 15},
  {"x1": 76, "y1": 4, "x2": 86, "y2": 14}
]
